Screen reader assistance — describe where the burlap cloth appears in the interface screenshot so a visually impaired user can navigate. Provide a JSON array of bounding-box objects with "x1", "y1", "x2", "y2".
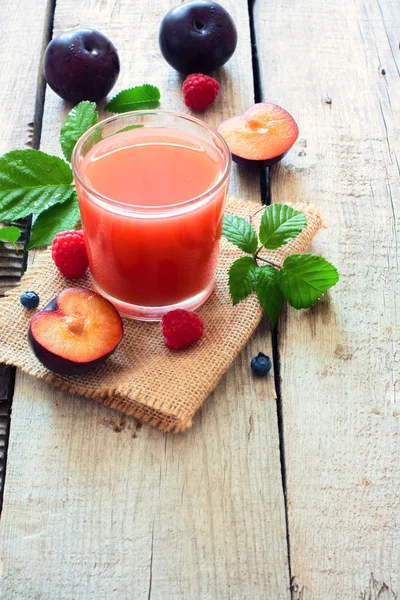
[{"x1": 0, "y1": 197, "x2": 323, "y2": 432}]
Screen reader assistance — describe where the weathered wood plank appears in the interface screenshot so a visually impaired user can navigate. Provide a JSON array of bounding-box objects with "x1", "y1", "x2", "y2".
[
  {"x1": 0, "y1": 1, "x2": 290, "y2": 598},
  {"x1": 0, "y1": 0, "x2": 54, "y2": 509},
  {"x1": 0, "y1": 1, "x2": 52, "y2": 152},
  {"x1": 254, "y1": 0, "x2": 400, "y2": 598},
  {"x1": 0, "y1": 0, "x2": 53, "y2": 296}
]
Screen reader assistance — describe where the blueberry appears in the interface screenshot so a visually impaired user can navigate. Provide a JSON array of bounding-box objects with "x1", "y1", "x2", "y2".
[
  {"x1": 251, "y1": 352, "x2": 272, "y2": 377},
  {"x1": 20, "y1": 291, "x2": 40, "y2": 309}
]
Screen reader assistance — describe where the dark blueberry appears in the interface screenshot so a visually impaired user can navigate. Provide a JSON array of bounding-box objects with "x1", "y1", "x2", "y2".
[
  {"x1": 250, "y1": 352, "x2": 272, "y2": 377},
  {"x1": 20, "y1": 291, "x2": 40, "y2": 309}
]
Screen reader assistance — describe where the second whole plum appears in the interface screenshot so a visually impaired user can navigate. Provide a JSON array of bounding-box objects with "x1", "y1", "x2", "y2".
[{"x1": 159, "y1": 0, "x2": 238, "y2": 74}]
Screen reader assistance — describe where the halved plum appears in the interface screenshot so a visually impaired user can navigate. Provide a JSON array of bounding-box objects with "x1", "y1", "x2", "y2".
[
  {"x1": 28, "y1": 288, "x2": 123, "y2": 375},
  {"x1": 217, "y1": 103, "x2": 299, "y2": 167}
]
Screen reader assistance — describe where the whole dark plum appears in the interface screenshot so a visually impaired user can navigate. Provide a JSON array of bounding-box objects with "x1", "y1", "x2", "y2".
[
  {"x1": 43, "y1": 29, "x2": 120, "y2": 104},
  {"x1": 159, "y1": 0, "x2": 237, "y2": 74}
]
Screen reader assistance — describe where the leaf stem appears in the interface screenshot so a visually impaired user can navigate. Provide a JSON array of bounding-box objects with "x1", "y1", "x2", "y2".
[
  {"x1": 255, "y1": 256, "x2": 283, "y2": 270},
  {"x1": 248, "y1": 205, "x2": 265, "y2": 226},
  {"x1": 254, "y1": 245, "x2": 282, "y2": 269}
]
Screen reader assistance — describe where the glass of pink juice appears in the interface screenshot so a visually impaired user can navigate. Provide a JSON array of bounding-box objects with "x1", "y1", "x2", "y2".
[{"x1": 72, "y1": 110, "x2": 231, "y2": 320}]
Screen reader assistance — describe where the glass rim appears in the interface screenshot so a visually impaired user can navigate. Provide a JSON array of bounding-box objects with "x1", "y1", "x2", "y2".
[{"x1": 71, "y1": 109, "x2": 232, "y2": 212}]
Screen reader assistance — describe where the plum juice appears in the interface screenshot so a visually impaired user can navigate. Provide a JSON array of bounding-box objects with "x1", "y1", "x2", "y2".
[{"x1": 76, "y1": 127, "x2": 228, "y2": 314}]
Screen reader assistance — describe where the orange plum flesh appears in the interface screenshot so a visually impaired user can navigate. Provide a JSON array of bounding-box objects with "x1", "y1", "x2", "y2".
[
  {"x1": 217, "y1": 103, "x2": 299, "y2": 164},
  {"x1": 29, "y1": 288, "x2": 123, "y2": 374}
]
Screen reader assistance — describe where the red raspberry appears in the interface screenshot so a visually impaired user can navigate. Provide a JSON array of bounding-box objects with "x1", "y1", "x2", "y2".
[
  {"x1": 51, "y1": 229, "x2": 89, "y2": 279},
  {"x1": 161, "y1": 309, "x2": 204, "y2": 350},
  {"x1": 182, "y1": 73, "x2": 219, "y2": 111}
]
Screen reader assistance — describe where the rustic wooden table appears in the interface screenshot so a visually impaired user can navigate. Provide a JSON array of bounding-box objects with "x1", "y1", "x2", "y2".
[{"x1": 0, "y1": 0, "x2": 399, "y2": 598}]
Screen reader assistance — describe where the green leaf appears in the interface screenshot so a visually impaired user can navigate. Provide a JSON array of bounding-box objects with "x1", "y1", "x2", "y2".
[
  {"x1": 105, "y1": 84, "x2": 161, "y2": 113},
  {"x1": 255, "y1": 265, "x2": 284, "y2": 327},
  {"x1": 60, "y1": 101, "x2": 98, "y2": 162},
  {"x1": 259, "y1": 204, "x2": 307, "y2": 250},
  {"x1": 277, "y1": 254, "x2": 339, "y2": 309},
  {"x1": 228, "y1": 256, "x2": 257, "y2": 305},
  {"x1": 114, "y1": 124, "x2": 145, "y2": 135},
  {"x1": 0, "y1": 149, "x2": 75, "y2": 222},
  {"x1": 27, "y1": 192, "x2": 80, "y2": 250},
  {"x1": 222, "y1": 214, "x2": 258, "y2": 254},
  {"x1": 0, "y1": 225, "x2": 21, "y2": 250}
]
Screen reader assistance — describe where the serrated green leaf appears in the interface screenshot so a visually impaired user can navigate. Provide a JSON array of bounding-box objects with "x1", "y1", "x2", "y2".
[
  {"x1": 259, "y1": 204, "x2": 307, "y2": 250},
  {"x1": 27, "y1": 192, "x2": 80, "y2": 250},
  {"x1": 277, "y1": 254, "x2": 339, "y2": 309},
  {"x1": 105, "y1": 85, "x2": 160, "y2": 113},
  {"x1": 0, "y1": 149, "x2": 75, "y2": 222},
  {"x1": 0, "y1": 225, "x2": 21, "y2": 250},
  {"x1": 228, "y1": 256, "x2": 257, "y2": 305},
  {"x1": 222, "y1": 214, "x2": 258, "y2": 254},
  {"x1": 60, "y1": 101, "x2": 98, "y2": 162},
  {"x1": 255, "y1": 265, "x2": 284, "y2": 327}
]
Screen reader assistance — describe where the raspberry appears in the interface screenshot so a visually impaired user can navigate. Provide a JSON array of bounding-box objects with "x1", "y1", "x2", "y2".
[
  {"x1": 182, "y1": 73, "x2": 219, "y2": 111},
  {"x1": 161, "y1": 309, "x2": 204, "y2": 350},
  {"x1": 51, "y1": 229, "x2": 89, "y2": 279}
]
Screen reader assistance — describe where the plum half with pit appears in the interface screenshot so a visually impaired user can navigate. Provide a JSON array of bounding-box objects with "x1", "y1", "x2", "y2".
[
  {"x1": 43, "y1": 28, "x2": 120, "y2": 104},
  {"x1": 28, "y1": 288, "x2": 123, "y2": 375},
  {"x1": 217, "y1": 103, "x2": 299, "y2": 167},
  {"x1": 159, "y1": 0, "x2": 237, "y2": 74}
]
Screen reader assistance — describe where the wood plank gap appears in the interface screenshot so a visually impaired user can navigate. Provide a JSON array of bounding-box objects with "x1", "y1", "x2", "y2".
[
  {"x1": 247, "y1": 0, "x2": 270, "y2": 205},
  {"x1": 0, "y1": 368, "x2": 15, "y2": 514},
  {"x1": 247, "y1": 0, "x2": 262, "y2": 103},
  {"x1": 18, "y1": 0, "x2": 57, "y2": 274},
  {"x1": 272, "y1": 325, "x2": 295, "y2": 599},
  {"x1": 30, "y1": 0, "x2": 57, "y2": 153},
  {"x1": 248, "y1": 0, "x2": 293, "y2": 594}
]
